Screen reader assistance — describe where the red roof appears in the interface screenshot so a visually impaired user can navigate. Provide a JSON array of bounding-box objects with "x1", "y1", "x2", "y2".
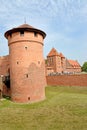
[
  {"x1": 60, "y1": 53, "x2": 65, "y2": 58},
  {"x1": 68, "y1": 60, "x2": 80, "y2": 67},
  {"x1": 47, "y1": 48, "x2": 59, "y2": 57},
  {"x1": 17, "y1": 24, "x2": 34, "y2": 29},
  {"x1": 5, "y1": 23, "x2": 46, "y2": 39}
]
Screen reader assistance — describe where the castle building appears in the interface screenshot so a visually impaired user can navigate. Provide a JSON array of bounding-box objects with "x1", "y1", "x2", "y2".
[
  {"x1": 0, "y1": 23, "x2": 46, "y2": 103},
  {"x1": 46, "y1": 48, "x2": 81, "y2": 75}
]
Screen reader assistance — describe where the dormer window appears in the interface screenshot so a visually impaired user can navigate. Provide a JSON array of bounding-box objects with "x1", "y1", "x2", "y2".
[
  {"x1": 34, "y1": 32, "x2": 38, "y2": 37},
  {"x1": 20, "y1": 31, "x2": 24, "y2": 36}
]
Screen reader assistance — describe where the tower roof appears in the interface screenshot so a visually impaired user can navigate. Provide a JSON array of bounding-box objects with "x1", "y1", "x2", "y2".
[
  {"x1": 17, "y1": 24, "x2": 35, "y2": 29},
  {"x1": 60, "y1": 53, "x2": 65, "y2": 58},
  {"x1": 4, "y1": 23, "x2": 46, "y2": 39},
  {"x1": 47, "y1": 48, "x2": 59, "y2": 57}
]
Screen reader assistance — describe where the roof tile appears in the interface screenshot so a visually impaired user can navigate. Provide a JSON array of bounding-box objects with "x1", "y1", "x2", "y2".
[{"x1": 68, "y1": 60, "x2": 81, "y2": 67}]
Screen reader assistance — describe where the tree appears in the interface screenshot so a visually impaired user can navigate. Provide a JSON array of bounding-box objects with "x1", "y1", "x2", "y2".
[{"x1": 82, "y1": 62, "x2": 87, "y2": 72}]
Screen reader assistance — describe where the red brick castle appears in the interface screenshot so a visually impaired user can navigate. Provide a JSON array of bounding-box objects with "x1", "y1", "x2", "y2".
[
  {"x1": 0, "y1": 24, "x2": 81, "y2": 102},
  {"x1": 46, "y1": 48, "x2": 81, "y2": 75}
]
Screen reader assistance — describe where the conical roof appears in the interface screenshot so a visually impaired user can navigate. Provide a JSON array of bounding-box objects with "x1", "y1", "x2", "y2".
[
  {"x1": 17, "y1": 24, "x2": 35, "y2": 29},
  {"x1": 5, "y1": 23, "x2": 46, "y2": 39}
]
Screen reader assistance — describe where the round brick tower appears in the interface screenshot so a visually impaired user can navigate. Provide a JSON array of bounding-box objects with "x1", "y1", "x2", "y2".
[{"x1": 4, "y1": 24, "x2": 46, "y2": 103}]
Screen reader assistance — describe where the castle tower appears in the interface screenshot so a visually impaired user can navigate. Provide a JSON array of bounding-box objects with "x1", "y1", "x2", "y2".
[
  {"x1": 60, "y1": 53, "x2": 66, "y2": 73},
  {"x1": 47, "y1": 48, "x2": 61, "y2": 73},
  {"x1": 4, "y1": 24, "x2": 46, "y2": 103}
]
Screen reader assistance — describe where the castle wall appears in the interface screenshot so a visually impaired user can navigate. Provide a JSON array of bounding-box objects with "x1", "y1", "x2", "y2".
[
  {"x1": 0, "y1": 55, "x2": 9, "y2": 76},
  {"x1": 46, "y1": 74, "x2": 87, "y2": 87},
  {"x1": 0, "y1": 56, "x2": 10, "y2": 97}
]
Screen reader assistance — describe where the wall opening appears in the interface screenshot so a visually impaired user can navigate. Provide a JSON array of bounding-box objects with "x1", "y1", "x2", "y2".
[
  {"x1": 3, "y1": 75, "x2": 10, "y2": 89},
  {"x1": 25, "y1": 74, "x2": 28, "y2": 78},
  {"x1": 28, "y1": 97, "x2": 30, "y2": 100},
  {"x1": 20, "y1": 31, "x2": 24, "y2": 36},
  {"x1": 9, "y1": 33, "x2": 12, "y2": 38},
  {"x1": 38, "y1": 61, "x2": 40, "y2": 64},
  {"x1": 34, "y1": 32, "x2": 38, "y2": 37},
  {"x1": 25, "y1": 46, "x2": 28, "y2": 50},
  {"x1": 17, "y1": 61, "x2": 19, "y2": 64}
]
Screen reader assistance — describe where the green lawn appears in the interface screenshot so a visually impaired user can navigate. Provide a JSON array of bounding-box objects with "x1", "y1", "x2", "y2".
[{"x1": 0, "y1": 86, "x2": 87, "y2": 130}]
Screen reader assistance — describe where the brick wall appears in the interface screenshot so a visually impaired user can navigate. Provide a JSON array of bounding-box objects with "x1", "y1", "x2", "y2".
[
  {"x1": 46, "y1": 74, "x2": 87, "y2": 86},
  {"x1": 8, "y1": 31, "x2": 46, "y2": 103},
  {"x1": 0, "y1": 55, "x2": 9, "y2": 75}
]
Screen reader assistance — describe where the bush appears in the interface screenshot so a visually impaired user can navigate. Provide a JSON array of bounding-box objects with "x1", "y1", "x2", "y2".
[{"x1": 81, "y1": 62, "x2": 87, "y2": 72}]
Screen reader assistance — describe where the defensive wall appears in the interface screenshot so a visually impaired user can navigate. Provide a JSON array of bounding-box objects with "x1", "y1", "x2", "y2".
[
  {"x1": 0, "y1": 55, "x2": 9, "y2": 75},
  {"x1": 46, "y1": 74, "x2": 87, "y2": 87}
]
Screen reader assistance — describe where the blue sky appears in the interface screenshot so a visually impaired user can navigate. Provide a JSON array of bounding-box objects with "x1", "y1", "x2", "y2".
[{"x1": 0, "y1": 0, "x2": 87, "y2": 65}]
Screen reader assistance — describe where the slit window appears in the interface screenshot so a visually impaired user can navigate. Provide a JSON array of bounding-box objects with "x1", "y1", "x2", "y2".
[
  {"x1": 20, "y1": 31, "x2": 24, "y2": 36},
  {"x1": 25, "y1": 46, "x2": 28, "y2": 50},
  {"x1": 34, "y1": 32, "x2": 38, "y2": 37},
  {"x1": 25, "y1": 74, "x2": 28, "y2": 78},
  {"x1": 9, "y1": 33, "x2": 12, "y2": 38},
  {"x1": 28, "y1": 97, "x2": 30, "y2": 100},
  {"x1": 38, "y1": 61, "x2": 40, "y2": 64},
  {"x1": 17, "y1": 61, "x2": 19, "y2": 64}
]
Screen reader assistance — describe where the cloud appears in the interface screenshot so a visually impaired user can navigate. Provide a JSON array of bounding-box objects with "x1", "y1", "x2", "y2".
[{"x1": 0, "y1": 0, "x2": 87, "y2": 65}]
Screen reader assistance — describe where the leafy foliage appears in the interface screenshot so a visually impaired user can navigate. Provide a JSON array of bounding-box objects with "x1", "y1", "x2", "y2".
[{"x1": 82, "y1": 62, "x2": 87, "y2": 72}]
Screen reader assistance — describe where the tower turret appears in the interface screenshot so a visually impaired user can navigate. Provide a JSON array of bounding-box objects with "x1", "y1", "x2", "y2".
[{"x1": 5, "y1": 24, "x2": 46, "y2": 103}]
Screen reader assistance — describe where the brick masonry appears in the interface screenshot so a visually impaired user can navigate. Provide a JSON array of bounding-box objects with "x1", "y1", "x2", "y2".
[
  {"x1": 46, "y1": 48, "x2": 81, "y2": 75},
  {"x1": 46, "y1": 74, "x2": 87, "y2": 87},
  {"x1": 0, "y1": 24, "x2": 46, "y2": 103}
]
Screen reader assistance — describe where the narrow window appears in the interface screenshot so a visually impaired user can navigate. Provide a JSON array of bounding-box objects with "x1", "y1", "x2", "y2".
[
  {"x1": 25, "y1": 74, "x2": 28, "y2": 78},
  {"x1": 25, "y1": 46, "x2": 28, "y2": 50},
  {"x1": 34, "y1": 32, "x2": 38, "y2": 37},
  {"x1": 28, "y1": 97, "x2": 30, "y2": 100},
  {"x1": 10, "y1": 33, "x2": 12, "y2": 38},
  {"x1": 17, "y1": 61, "x2": 19, "y2": 64},
  {"x1": 20, "y1": 31, "x2": 24, "y2": 36},
  {"x1": 38, "y1": 61, "x2": 40, "y2": 64}
]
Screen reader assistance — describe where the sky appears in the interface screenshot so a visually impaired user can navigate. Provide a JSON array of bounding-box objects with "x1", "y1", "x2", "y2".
[{"x1": 0, "y1": 0, "x2": 87, "y2": 65}]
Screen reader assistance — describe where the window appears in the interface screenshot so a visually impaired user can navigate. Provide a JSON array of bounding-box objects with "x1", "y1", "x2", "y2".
[
  {"x1": 25, "y1": 74, "x2": 28, "y2": 78},
  {"x1": 34, "y1": 32, "x2": 37, "y2": 36},
  {"x1": 20, "y1": 31, "x2": 24, "y2": 36},
  {"x1": 28, "y1": 97, "x2": 30, "y2": 100},
  {"x1": 17, "y1": 61, "x2": 19, "y2": 64},
  {"x1": 38, "y1": 61, "x2": 40, "y2": 64},
  {"x1": 10, "y1": 33, "x2": 12, "y2": 38},
  {"x1": 25, "y1": 46, "x2": 28, "y2": 50}
]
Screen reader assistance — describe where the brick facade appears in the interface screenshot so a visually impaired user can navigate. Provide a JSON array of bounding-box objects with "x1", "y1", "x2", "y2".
[
  {"x1": 0, "y1": 55, "x2": 9, "y2": 75},
  {"x1": 46, "y1": 48, "x2": 81, "y2": 75},
  {"x1": 0, "y1": 24, "x2": 46, "y2": 103}
]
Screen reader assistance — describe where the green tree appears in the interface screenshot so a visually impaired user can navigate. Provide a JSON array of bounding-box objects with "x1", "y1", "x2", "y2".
[{"x1": 82, "y1": 62, "x2": 87, "y2": 72}]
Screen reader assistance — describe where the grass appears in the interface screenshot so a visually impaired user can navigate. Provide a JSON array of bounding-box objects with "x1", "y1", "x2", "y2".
[{"x1": 0, "y1": 86, "x2": 87, "y2": 130}]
